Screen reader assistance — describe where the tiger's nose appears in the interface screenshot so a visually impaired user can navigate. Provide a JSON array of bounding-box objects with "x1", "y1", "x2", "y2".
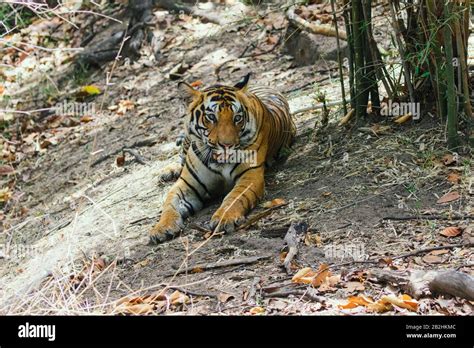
[{"x1": 218, "y1": 141, "x2": 234, "y2": 149}]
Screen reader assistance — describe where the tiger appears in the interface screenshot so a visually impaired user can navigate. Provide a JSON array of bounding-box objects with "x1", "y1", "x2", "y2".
[{"x1": 149, "y1": 73, "x2": 296, "y2": 244}]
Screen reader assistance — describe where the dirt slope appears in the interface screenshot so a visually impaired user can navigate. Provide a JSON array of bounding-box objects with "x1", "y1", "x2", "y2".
[{"x1": 0, "y1": 2, "x2": 472, "y2": 315}]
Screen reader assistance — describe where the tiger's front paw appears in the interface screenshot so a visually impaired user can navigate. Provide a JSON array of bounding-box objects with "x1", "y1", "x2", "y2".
[
  {"x1": 149, "y1": 220, "x2": 181, "y2": 244},
  {"x1": 210, "y1": 208, "x2": 245, "y2": 233},
  {"x1": 159, "y1": 163, "x2": 183, "y2": 182}
]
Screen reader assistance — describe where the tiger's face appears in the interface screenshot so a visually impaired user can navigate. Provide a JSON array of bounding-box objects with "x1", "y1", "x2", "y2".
[
  {"x1": 180, "y1": 74, "x2": 256, "y2": 161},
  {"x1": 201, "y1": 95, "x2": 246, "y2": 151}
]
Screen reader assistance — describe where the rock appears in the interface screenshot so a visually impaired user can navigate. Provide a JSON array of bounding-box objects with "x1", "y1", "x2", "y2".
[{"x1": 283, "y1": 23, "x2": 348, "y2": 66}]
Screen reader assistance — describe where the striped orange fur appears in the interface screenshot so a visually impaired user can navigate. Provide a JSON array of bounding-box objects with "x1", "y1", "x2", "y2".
[{"x1": 149, "y1": 74, "x2": 296, "y2": 244}]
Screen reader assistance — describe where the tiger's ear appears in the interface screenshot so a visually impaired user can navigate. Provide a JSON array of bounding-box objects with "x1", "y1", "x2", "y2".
[
  {"x1": 234, "y1": 73, "x2": 251, "y2": 91},
  {"x1": 178, "y1": 81, "x2": 201, "y2": 99}
]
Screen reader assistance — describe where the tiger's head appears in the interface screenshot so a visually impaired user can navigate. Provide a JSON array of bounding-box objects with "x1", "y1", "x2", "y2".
[{"x1": 179, "y1": 74, "x2": 257, "y2": 159}]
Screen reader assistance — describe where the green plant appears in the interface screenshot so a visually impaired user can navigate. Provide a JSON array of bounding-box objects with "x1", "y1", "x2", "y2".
[
  {"x1": 72, "y1": 62, "x2": 92, "y2": 86},
  {"x1": 0, "y1": 4, "x2": 36, "y2": 34}
]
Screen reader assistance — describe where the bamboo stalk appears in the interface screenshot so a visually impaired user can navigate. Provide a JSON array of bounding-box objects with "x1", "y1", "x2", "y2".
[
  {"x1": 425, "y1": 0, "x2": 447, "y2": 119},
  {"x1": 388, "y1": 0, "x2": 416, "y2": 104},
  {"x1": 343, "y1": 0, "x2": 356, "y2": 111},
  {"x1": 362, "y1": 0, "x2": 380, "y2": 110},
  {"x1": 452, "y1": 3, "x2": 472, "y2": 119},
  {"x1": 443, "y1": 1, "x2": 459, "y2": 149},
  {"x1": 330, "y1": 0, "x2": 348, "y2": 116},
  {"x1": 351, "y1": 0, "x2": 367, "y2": 118}
]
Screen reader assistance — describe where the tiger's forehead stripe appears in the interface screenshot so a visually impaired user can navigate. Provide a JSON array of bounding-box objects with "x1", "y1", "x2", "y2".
[{"x1": 197, "y1": 87, "x2": 244, "y2": 114}]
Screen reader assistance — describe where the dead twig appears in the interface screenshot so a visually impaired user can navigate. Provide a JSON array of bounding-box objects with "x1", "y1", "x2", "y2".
[
  {"x1": 237, "y1": 203, "x2": 288, "y2": 231},
  {"x1": 391, "y1": 243, "x2": 473, "y2": 261},
  {"x1": 286, "y1": 5, "x2": 347, "y2": 40},
  {"x1": 167, "y1": 286, "x2": 218, "y2": 299},
  {"x1": 241, "y1": 32, "x2": 283, "y2": 58},
  {"x1": 246, "y1": 276, "x2": 261, "y2": 306},
  {"x1": 123, "y1": 148, "x2": 147, "y2": 165},
  {"x1": 369, "y1": 269, "x2": 474, "y2": 301},
  {"x1": 284, "y1": 75, "x2": 335, "y2": 95},
  {"x1": 188, "y1": 223, "x2": 211, "y2": 234},
  {"x1": 91, "y1": 137, "x2": 157, "y2": 167},
  {"x1": 318, "y1": 243, "x2": 474, "y2": 274},
  {"x1": 282, "y1": 222, "x2": 308, "y2": 274},
  {"x1": 163, "y1": 254, "x2": 273, "y2": 277},
  {"x1": 382, "y1": 215, "x2": 474, "y2": 221},
  {"x1": 263, "y1": 287, "x2": 325, "y2": 303}
]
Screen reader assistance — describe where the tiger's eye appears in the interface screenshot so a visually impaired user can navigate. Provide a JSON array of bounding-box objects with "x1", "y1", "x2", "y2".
[
  {"x1": 234, "y1": 114, "x2": 242, "y2": 123},
  {"x1": 206, "y1": 113, "x2": 217, "y2": 122}
]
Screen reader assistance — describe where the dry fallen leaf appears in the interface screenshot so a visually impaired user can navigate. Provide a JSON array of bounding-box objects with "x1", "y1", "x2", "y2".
[
  {"x1": 319, "y1": 274, "x2": 341, "y2": 292},
  {"x1": 312, "y1": 264, "x2": 331, "y2": 287},
  {"x1": 422, "y1": 253, "x2": 444, "y2": 264},
  {"x1": 143, "y1": 292, "x2": 166, "y2": 304},
  {"x1": 338, "y1": 295, "x2": 374, "y2": 309},
  {"x1": 370, "y1": 124, "x2": 392, "y2": 135},
  {"x1": 262, "y1": 198, "x2": 286, "y2": 208},
  {"x1": 94, "y1": 257, "x2": 106, "y2": 271},
  {"x1": 394, "y1": 113, "x2": 412, "y2": 124},
  {"x1": 169, "y1": 290, "x2": 190, "y2": 306},
  {"x1": 116, "y1": 100, "x2": 135, "y2": 115},
  {"x1": 367, "y1": 300, "x2": 393, "y2": 313},
  {"x1": 80, "y1": 115, "x2": 93, "y2": 123},
  {"x1": 447, "y1": 172, "x2": 461, "y2": 184},
  {"x1": 217, "y1": 292, "x2": 234, "y2": 303},
  {"x1": 437, "y1": 191, "x2": 460, "y2": 204},
  {"x1": 135, "y1": 259, "x2": 150, "y2": 267},
  {"x1": 116, "y1": 155, "x2": 125, "y2": 167},
  {"x1": 304, "y1": 233, "x2": 322, "y2": 246},
  {"x1": 292, "y1": 264, "x2": 331, "y2": 287},
  {"x1": 440, "y1": 226, "x2": 462, "y2": 238},
  {"x1": 249, "y1": 306, "x2": 265, "y2": 315},
  {"x1": 0, "y1": 165, "x2": 14, "y2": 175},
  {"x1": 380, "y1": 294, "x2": 419, "y2": 312},
  {"x1": 292, "y1": 267, "x2": 313, "y2": 283},
  {"x1": 339, "y1": 294, "x2": 418, "y2": 313},
  {"x1": 0, "y1": 187, "x2": 12, "y2": 203},
  {"x1": 116, "y1": 302, "x2": 154, "y2": 315},
  {"x1": 378, "y1": 257, "x2": 393, "y2": 266},
  {"x1": 266, "y1": 34, "x2": 279, "y2": 45},
  {"x1": 442, "y1": 154, "x2": 457, "y2": 166},
  {"x1": 345, "y1": 281, "x2": 366, "y2": 292},
  {"x1": 430, "y1": 249, "x2": 450, "y2": 255}
]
